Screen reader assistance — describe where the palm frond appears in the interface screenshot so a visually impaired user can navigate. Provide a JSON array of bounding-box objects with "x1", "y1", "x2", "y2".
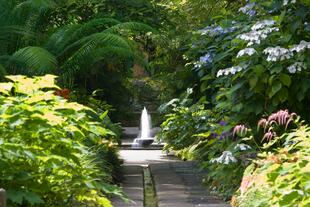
[{"x1": 10, "y1": 46, "x2": 57, "y2": 75}]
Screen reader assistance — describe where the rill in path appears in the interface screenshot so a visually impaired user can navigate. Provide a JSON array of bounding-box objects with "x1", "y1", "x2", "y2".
[{"x1": 112, "y1": 107, "x2": 230, "y2": 207}]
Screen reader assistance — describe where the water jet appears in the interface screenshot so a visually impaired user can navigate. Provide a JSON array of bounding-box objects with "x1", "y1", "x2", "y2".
[{"x1": 132, "y1": 107, "x2": 154, "y2": 148}]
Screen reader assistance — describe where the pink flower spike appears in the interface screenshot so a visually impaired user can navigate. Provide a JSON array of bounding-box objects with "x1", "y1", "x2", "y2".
[
  {"x1": 266, "y1": 109, "x2": 296, "y2": 128},
  {"x1": 257, "y1": 118, "x2": 268, "y2": 131},
  {"x1": 262, "y1": 130, "x2": 276, "y2": 142},
  {"x1": 233, "y1": 124, "x2": 248, "y2": 137}
]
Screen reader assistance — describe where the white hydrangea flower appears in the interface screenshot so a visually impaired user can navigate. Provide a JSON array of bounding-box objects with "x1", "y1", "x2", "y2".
[
  {"x1": 290, "y1": 40, "x2": 310, "y2": 53},
  {"x1": 198, "y1": 25, "x2": 237, "y2": 37},
  {"x1": 217, "y1": 65, "x2": 244, "y2": 77},
  {"x1": 283, "y1": 0, "x2": 296, "y2": 6},
  {"x1": 237, "y1": 27, "x2": 279, "y2": 46},
  {"x1": 237, "y1": 48, "x2": 257, "y2": 58},
  {"x1": 234, "y1": 143, "x2": 252, "y2": 151},
  {"x1": 251, "y1": 20, "x2": 276, "y2": 31},
  {"x1": 210, "y1": 151, "x2": 237, "y2": 164},
  {"x1": 287, "y1": 62, "x2": 307, "y2": 73},
  {"x1": 263, "y1": 46, "x2": 293, "y2": 62},
  {"x1": 187, "y1": 88, "x2": 193, "y2": 94}
]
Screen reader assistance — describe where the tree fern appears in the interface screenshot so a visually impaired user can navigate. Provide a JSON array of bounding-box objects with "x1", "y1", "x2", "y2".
[
  {"x1": 45, "y1": 18, "x2": 122, "y2": 54},
  {"x1": 59, "y1": 33, "x2": 132, "y2": 83},
  {"x1": 103, "y1": 21, "x2": 156, "y2": 34},
  {"x1": 44, "y1": 24, "x2": 82, "y2": 54},
  {"x1": 10, "y1": 46, "x2": 57, "y2": 75},
  {"x1": 79, "y1": 46, "x2": 135, "y2": 68}
]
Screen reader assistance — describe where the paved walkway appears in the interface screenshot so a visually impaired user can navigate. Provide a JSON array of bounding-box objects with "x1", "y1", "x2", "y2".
[{"x1": 112, "y1": 150, "x2": 230, "y2": 207}]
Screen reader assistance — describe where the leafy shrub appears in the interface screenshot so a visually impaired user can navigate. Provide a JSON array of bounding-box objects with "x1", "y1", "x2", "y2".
[
  {"x1": 0, "y1": 75, "x2": 124, "y2": 206},
  {"x1": 160, "y1": 103, "x2": 214, "y2": 152},
  {"x1": 232, "y1": 125, "x2": 310, "y2": 207},
  {"x1": 185, "y1": 0, "x2": 310, "y2": 123}
]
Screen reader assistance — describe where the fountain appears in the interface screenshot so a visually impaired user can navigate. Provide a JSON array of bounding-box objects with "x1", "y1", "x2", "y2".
[{"x1": 132, "y1": 107, "x2": 154, "y2": 148}]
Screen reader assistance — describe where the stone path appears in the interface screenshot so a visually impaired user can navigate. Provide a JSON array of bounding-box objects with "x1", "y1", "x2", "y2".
[{"x1": 112, "y1": 150, "x2": 230, "y2": 207}]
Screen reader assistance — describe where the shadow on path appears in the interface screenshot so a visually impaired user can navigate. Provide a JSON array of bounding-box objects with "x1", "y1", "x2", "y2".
[{"x1": 112, "y1": 150, "x2": 230, "y2": 207}]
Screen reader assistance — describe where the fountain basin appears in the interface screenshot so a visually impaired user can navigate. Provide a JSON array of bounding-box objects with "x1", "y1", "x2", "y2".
[{"x1": 133, "y1": 138, "x2": 154, "y2": 147}]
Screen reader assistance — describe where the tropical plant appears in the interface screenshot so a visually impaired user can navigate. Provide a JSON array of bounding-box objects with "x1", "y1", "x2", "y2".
[{"x1": 0, "y1": 74, "x2": 124, "y2": 206}]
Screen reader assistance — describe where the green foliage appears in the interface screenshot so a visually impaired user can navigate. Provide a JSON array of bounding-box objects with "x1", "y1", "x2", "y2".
[
  {"x1": 0, "y1": 0, "x2": 156, "y2": 113},
  {"x1": 233, "y1": 125, "x2": 310, "y2": 207},
  {"x1": 184, "y1": 0, "x2": 310, "y2": 123},
  {"x1": 160, "y1": 104, "x2": 213, "y2": 151},
  {"x1": 0, "y1": 75, "x2": 124, "y2": 206}
]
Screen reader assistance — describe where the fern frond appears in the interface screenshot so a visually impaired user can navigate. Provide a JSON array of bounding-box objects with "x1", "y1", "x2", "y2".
[
  {"x1": 0, "y1": 26, "x2": 34, "y2": 38},
  {"x1": 103, "y1": 22, "x2": 156, "y2": 34},
  {"x1": 44, "y1": 25, "x2": 81, "y2": 54},
  {"x1": 45, "y1": 18, "x2": 122, "y2": 54},
  {"x1": 10, "y1": 46, "x2": 57, "y2": 75},
  {"x1": 59, "y1": 33, "x2": 132, "y2": 79},
  {"x1": 82, "y1": 46, "x2": 135, "y2": 68},
  {"x1": 58, "y1": 32, "x2": 131, "y2": 62}
]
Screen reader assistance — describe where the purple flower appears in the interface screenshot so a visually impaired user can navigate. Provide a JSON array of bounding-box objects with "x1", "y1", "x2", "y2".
[
  {"x1": 247, "y1": 10, "x2": 256, "y2": 17},
  {"x1": 219, "y1": 131, "x2": 229, "y2": 140},
  {"x1": 200, "y1": 52, "x2": 215, "y2": 64},
  {"x1": 219, "y1": 121, "x2": 227, "y2": 126},
  {"x1": 211, "y1": 133, "x2": 219, "y2": 138}
]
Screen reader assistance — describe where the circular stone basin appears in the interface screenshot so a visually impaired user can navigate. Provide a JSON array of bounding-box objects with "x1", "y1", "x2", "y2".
[{"x1": 134, "y1": 138, "x2": 154, "y2": 147}]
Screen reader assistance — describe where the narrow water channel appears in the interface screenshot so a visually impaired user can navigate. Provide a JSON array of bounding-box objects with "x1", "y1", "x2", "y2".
[{"x1": 143, "y1": 166, "x2": 158, "y2": 207}]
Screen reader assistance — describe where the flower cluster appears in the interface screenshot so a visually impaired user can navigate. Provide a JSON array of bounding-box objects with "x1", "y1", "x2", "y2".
[
  {"x1": 251, "y1": 20, "x2": 275, "y2": 31},
  {"x1": 290, "y1": 40, "x2": 310, "y2": 53},
  {"x1": 233, "y1": 124, "x2": 250, "y2": 137},
  {"x1": 234, "y1": 143, "x2": 252, "y2": 151},
  {"x1": 263, "y1": 46, "x2": 293, "y2": 61},
  {"x1": 199, "y1": 25, "x2": 237, "y2": 37},
  {"x1": 210, "y1": 151, "x2": 237, "y2": 164},
  {"x1": 237, "y1": 27, "x2": 279, "y2": 46},
  {"x1": 283, "y1": 0, "x2": 296, "y2": 6},
  {"x1": 287, "y1": 62, "x2": 307, "y2": 73},
  {"x1": 217, "y1": 65, "x2": 245, "y2": 77},
  {"x1": 237, "y1": 48, "x2": 257, "y2": 58},
  {"x1": 262, "y1": 130, "x2": 277, "y2": 142},
  {"x1": 194, "y1": 53, "x2": 214, "y2": 68},
  {"x1": 258, "y1": 109, "x2": 297, "y2": 132},
  {"x1": 238, "y1": 2, "x2": 256, "y2": 17}
]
